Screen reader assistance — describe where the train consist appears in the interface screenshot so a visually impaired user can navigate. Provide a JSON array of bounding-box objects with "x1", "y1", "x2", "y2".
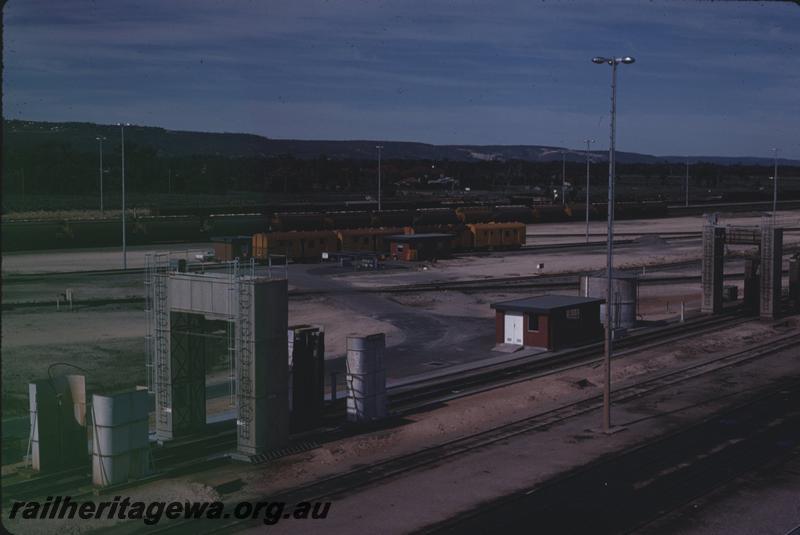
[{"x1": 2, "y1": 201, "x2": 668, "y2": 251}]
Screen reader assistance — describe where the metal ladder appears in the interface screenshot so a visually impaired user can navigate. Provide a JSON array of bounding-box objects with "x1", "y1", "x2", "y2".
[{"x1": 236, "y1": 267, "x2": 254, "y2": 442}]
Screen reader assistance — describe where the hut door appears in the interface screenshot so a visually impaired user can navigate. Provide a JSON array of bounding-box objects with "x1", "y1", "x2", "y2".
[{"x1": 504, "y1": 313, "x2": 523, "y2": 345}]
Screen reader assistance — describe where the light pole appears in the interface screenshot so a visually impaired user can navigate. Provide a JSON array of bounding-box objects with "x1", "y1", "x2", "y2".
[
  {"x1": 592, "y1": 55, "x2": 635, "y2": 434},
  {"x1": 685, "y1": 160, "x2": 690, "y2": 208},
  {"x1": 376, "y1": 145, "x2": 384, "y2": 211},
  {"x1": 771, "y1": 147, "x2": 779, "y2": 222},
  {"x1": 584, "y1": 139, "x2": 595, "y2": 244},
  {"x1": 119, "y1": 123, "x2": 131, "y2": 270},
  {"x1": 561, "y1": 150, "x2": 567, "y2": 205},
  {"x1": 96, "y1": 136, "x2": 106, "y2": 215}
]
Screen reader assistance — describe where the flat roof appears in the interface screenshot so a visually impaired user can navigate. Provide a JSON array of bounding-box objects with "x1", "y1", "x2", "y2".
[
  {"x1": 387, "y1": 233, "x2": 454, "y2": 242},
  {"x1": 491, "y1": 294, "x2": 605, "y2": 313}
]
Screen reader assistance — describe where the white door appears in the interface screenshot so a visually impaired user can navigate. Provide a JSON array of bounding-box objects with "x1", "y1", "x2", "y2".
[{"x1": 504, "y1": 313, "x2": 523, "y2": 345}]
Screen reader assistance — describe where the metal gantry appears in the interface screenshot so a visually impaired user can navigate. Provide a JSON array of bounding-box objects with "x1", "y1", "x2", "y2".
[
  {"x1": 236, "y1": 262, "x2": 254, "y2": 442},
  {"x1": 144, "y1": 252, "x2": 171, "y2": 428}
]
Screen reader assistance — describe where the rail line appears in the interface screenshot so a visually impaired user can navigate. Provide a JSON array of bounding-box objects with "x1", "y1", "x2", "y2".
[{"x1": 137, "y1": 319, "x2": 800, "y2": 534}]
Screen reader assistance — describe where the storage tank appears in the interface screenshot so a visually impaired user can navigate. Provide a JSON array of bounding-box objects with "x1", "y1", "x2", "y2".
[
  {"x1": 579, "y1": 269, "x2": 638, "y2": 329},
  {"x1": 91, "y1": 388, "x2": 150, "y2": 487},
  {"x1": 346, "y1": 334, "x2": 387, "y2": 422}
]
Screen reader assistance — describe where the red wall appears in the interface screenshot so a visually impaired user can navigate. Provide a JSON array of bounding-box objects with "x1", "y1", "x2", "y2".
[
  {"x1": 495, "y1": 311, "x2": 505, "y2": 344},
  {"x1": 522, "y1": 313, "x2": 550, "y2": 349}
]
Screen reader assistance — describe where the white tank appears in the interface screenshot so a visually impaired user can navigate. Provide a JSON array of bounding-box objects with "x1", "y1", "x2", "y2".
[
  {"x1": 580, "y1": 269, "x2": 638, "y2": 329},
  {"x1": 91, "y1": 388, "x2": 150, "y2": 487},
  {"x1": 346, "y1": 334, "x2": 387, "y2": 422}
]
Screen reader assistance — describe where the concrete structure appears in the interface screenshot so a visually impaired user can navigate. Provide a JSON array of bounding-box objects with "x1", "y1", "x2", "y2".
[
  {"x1": 288, "y1": 325, "x2": 325, "y2": 431},
  {"x1": 579, "y1": 269, "x2": 639, "y2": 329},
  {"x1": 701, "y1": 218, "x2": 783, "y2": 319},
  {"x1": 491, "y1": 295, "x2": 604, "y2": 351},
  {"x1": 790, "y1": 253, "x2": 800, "y2": 311},
  {"x1": 91, "y1": 388, "x2": 149, "y2": 487},
  {"x1": 145, "y1": 254, "x2": 288, "y2": 457},
  {"x1": 28, "y1": 374, "x2": 87, "y2": 472},
  {"x1": 743, "y1": 256, "x2": 760, "y2": 314},
  {"x1": 388, "y1": 233, "x2": 454, "y2": 261},
  {"x1": 346, "y1": 334, "x2": 387, "y2": 423}
]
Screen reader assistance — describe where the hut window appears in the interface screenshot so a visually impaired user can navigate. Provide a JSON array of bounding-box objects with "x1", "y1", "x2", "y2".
[
  {"x1": 566, "y1": 308, "x2": 581, "y2": 320},
  {"x1": 528, "y1": 314, "x2": 539, "y2": 332}
]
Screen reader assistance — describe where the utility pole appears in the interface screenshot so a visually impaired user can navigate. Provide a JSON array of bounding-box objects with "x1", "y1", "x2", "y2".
[
  {"x1": 584, "y1": 139, "x2": 595, "y2": 244},
  {"x1": 685, "y1": 160, "x2": 689, "y2": 208},
  {"x1": 96, "y1": 136, "x2": 106, "y2": 214},
  {"x1": 119, "y1": 123, "x2": 130, "y2": 270},
  {"x1": 376, "y1": 145, "x2": 384, "y2": 211},
  {"x1": 561, "y1": 150, "x2": 567, "y2": 205},
  {"x1": 771, "y1": 148, "x2": 779, "y2": 222},
  {"x1": 592, "y1": 55, "x2": 635, "y2": 434}
]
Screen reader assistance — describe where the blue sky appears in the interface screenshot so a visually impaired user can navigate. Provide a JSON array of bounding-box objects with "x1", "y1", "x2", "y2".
[{"x1": 4, "y1": 1, "x2": 800, "y2": 158}]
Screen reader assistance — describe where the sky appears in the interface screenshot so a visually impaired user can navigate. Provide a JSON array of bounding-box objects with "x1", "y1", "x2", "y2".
[{"x1": 4, "y1": 0, "x2": 800, "y2": 159}]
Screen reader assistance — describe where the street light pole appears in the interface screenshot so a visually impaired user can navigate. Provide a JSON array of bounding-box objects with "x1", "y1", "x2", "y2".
[
  {"x1": 771, "y1": 148, "x2": 779, "y2": 222},
  {"x1": 584, "y1": 139, "x2": 595, "y2": 244},
  {"x1": 561, "y1": 150, "x2": 567, "y2": 205},
  {"x1": 96, "y1": 136, "x2": 106, "y2": 215},
  {"x1": 592, "y1": 55, "x2": 634, "y2": 434},
  {"x1": 119, "y1": 123, "x2": 130, "y2": 270},
  {"x1": 376, "y1": 145, "x2": 384, "y2": 211},
  {"x1": 685, "y1": 160, "x2": 690, "y2": 208}
]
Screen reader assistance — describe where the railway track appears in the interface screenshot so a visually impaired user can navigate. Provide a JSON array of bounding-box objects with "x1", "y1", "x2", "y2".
[{"x1": 138, "y1": 325, "x2": 800, "y2": 534}]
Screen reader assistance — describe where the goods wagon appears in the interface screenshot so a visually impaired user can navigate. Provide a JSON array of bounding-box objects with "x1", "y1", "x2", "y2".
[
  {"x1": 533, "y1": 204, "x2": 571, "y2": 222},
  {"x1": 205, "y1": 214, "x2": 267, "y2": 236},
  {"x1": 455, "y1": 206, "x2": 493, "y2": 224},
  {"x1": 325, "y1": 211, "x2": 372, "y2": 230},
  {"x1": 132, "y1": 216, "x2": 205, "y2": 244},
  {"x1": 1, "y1": 220, "x2": 71, "y2": 251},
  {"x1": 492, "y1": 205, "x2": 535, "y2": 223},
  {"x1": 62, "y1": 220, "x2": 123, "y2": 247},
  {"x1": 271, "y1": 212, "x2": 327, "y2": 232},
  {"x1": 371, "y1": 210, "x2": 414, "y2": 228},
  {"x1": 337, "y1": 227, "x2": 406, "y2": 254},
  {"x1": 467, "y1": 222, "x2": 526, "y2": 250},
  {"x1": 252, "y1": 230, "x2": 338, "y2": 263},
  {"x1": 413, "y1": 208, "x2": 461, "y2": 226}
]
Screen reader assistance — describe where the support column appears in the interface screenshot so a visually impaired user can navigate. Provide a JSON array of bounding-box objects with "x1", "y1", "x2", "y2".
[
  {"x1": 237, "y1": 278, "x2": 288, "y2": 456},
  {"x1": 701, "y1": 225, "x2": 725, "y2": 314},
  {"x1": 760, "y1": 226, "x2": 783, "y2": 319}
]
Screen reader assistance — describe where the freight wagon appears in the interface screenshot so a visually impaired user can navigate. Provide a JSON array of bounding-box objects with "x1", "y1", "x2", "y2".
[
  {"x1": 467, "y1": 222, "x2": 526, "y2": 250},
  {"x1": 336, "y1": 227, "x2": 406, "y2": 254},
  {"x1": 252, "y1": 230, "x2": 338, "y2": 262}
]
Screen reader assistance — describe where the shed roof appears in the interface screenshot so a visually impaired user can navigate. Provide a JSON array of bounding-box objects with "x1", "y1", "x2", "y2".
[{"x1": 491, "y1": 294, "x2": 605, "y2": 313}]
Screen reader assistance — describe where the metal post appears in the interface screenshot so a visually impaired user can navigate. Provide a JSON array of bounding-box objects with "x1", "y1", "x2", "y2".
[
  {"x1": 685, "y1": 160, "x2": 689, "y2": 208},
  {"x1": 584, "y1": 139, "x2": 594, "y2": 244},
  {"x1": 561, "y1": 150, "x2": 567, "y2": 205},
  {"x1": 330, "y1": 372, "x2": 337, "y2": 404},
  {"x1": 376, "y1": 145, "x2": 383, "y2": 212},
  {"x1": 120, "y1": 124, "x2": 128, "y2": 270},
  {"x1": 97, "y1": 136, "x2": 106, "y2": 214},
  {"x1": 772, "y1": 148, "x2": 779, "y2": 222},
  {"x1": 603, "y1": 60, "x2": 618, "y2": 434}
]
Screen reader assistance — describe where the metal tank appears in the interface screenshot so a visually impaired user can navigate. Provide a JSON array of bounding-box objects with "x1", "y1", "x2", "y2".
[
  {"x1": 346, "y1": 334, "x2": 387, "y2": 422},
  {"x1": 91, "y1": 388, "x2": 150, "y2": 487},
  {"x1": 579, "y1": 269, "x2": 639, "y2": 329}
]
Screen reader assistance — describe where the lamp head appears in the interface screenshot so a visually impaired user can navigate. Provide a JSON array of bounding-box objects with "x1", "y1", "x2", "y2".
[
  {"x1": 621, "y1": 56, "x2": 635, "y2": 64},
  {"x1": 592, "y1": 57, "x2": 608, "y2": 64}
]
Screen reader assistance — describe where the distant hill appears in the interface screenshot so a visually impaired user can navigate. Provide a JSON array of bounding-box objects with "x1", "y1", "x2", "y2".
[{"x1": 4, "y1": 119, "x2": 799, "y2": 166}]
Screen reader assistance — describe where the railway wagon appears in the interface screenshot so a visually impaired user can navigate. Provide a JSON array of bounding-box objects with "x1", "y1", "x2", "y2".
[
  {"x1": 271, "y1": 212, "x2": 328, "y2": 232},
  {"x1": 468, "y1": 222, "x2": 526, "y2": 250},
  {"x1": 533, "y1": 204, "x2": 571, "y2": 222},
  {"x1": 371, "y1": 210, "x2": 414, "y2": 228},
  {"x1": 132, "y1": 215, "x2": 205, "y2": 244},
  {"x1": 252, "y1": 230, "x2": 339, "y2": 263},
  {"x1": 337, "y1": 227, "x2": 406, "y2": 254},
  {"x1": 413, "y1": 208, "x2": 461, "y2": 227},
  {"x1": 325, "y1": 211, "x2": 372, "y2": 230},
  {"x1": 492, "y1": 205, "x2": 535, "y2": 224},
  {"x1": 1, "y1": 220, "x2": 72, "y2": 251},
  {"x1": 205, "y1": 214, "x2": 268, "y2": 236},
  {"x1": 455, "y1": 206, "x2": 494, "y2": 224}
]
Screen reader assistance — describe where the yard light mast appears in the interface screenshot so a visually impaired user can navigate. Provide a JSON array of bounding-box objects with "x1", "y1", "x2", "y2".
[
  {"x1": 771, "y1": 147, "x2": 779, "y2": 222},
  {"x1": 592, "y1": 55, "x2": 635, "y2": 433},
  {"x1": 119, "y1": 123, "x2": 131, "y2": 270},
  {"x1": 584, "y1": 139, "x2": 595, "y2": 244},
  {"x1": 376, "y1": 145, "x2": 384, "y2": 212},
  {"x1": 96, "y1": 136, "x2": 106, "y2": 215}
]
